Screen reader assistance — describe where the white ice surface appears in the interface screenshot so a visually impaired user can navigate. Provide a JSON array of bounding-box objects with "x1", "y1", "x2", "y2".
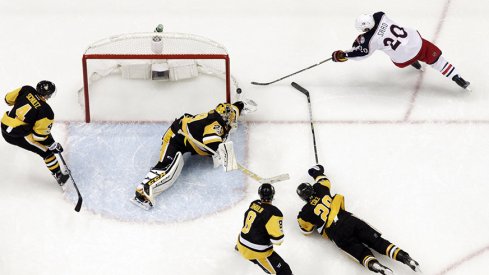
[{"x1": 1, "y1": 0, "x2": 489, "y2": 275}]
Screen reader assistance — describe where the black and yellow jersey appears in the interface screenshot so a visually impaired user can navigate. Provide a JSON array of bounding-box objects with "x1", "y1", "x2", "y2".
[
  {"x1": 297, "y1": 175, "x2": 345, "y2": 239},
  {"x1": 179, "y1": 102, "x2": 243, "y2": 156},
  {"x1": 237, "y1": 200, "x2": 284, "y2": 260},
  {"x1": 1, "y1": 86, "x2": 54, "y2": 145}
]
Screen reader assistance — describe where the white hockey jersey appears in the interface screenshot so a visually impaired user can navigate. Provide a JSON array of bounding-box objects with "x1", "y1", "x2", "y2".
[{"x1": 345, "y1": 12, "x2": 422, "y2": 64}]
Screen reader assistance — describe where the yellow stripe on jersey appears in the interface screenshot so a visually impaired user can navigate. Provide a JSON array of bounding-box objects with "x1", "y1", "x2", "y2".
[
  {"x1": 265, "y1": 215, "x2": 284, "y2": 244},
  {"x1": 325, "y1": 194, "x2": 345, "y2": 228},
  {"x1": 159, "y1": 128, "x2": 174, "y2": 162},
  {"x1": 4, "y1": 88, "x2": 22, "y2": 106},
  {"x1": 24, "y1": 134, "x2": 48, "y2": 151},
  {"x1": 1, "y1": 112, "x2": 28, "y2": 128},
  {"x1": 236, "y1": 240, "x2": 274, "y2": 260},
  {"x1": 32, "y1": 117, "x2": 53, "y2": 138}
]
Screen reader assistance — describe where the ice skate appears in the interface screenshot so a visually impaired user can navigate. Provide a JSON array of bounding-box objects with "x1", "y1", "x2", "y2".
[
  {"x1": 370, "y1": 261, "x2": 393, "y2": 275},
  {"x1": 452, "y1": 75, "x2": 471, "y2": 91},
  {"x1": 130, "y1": 188, "x2": 153, "y2": 210},
  {"x1": 397, "y1": 251, "x2": 420, "y2": 272},
  {"x1": 53, "y1": 171, "x2": 69, "y2": 190},
  {"x1": 411, "y1": 61, "x2": 424, "y2": 71}
]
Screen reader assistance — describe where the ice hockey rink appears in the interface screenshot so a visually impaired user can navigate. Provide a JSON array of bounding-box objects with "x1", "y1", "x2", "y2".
[{"x1": 1, "y1": 0, "x2": 489, "y2": 274}]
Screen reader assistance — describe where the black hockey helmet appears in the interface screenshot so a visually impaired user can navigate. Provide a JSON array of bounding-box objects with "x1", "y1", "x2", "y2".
[
  {"x1": 36, "y1": 80, "x2": 56, "y2": 98},
  {"x1": 297, "y1": 182, "x2": 315, "y2": 202},
  {"x1": 258, "y1": 183, "x2": 275, "y2": 202}
]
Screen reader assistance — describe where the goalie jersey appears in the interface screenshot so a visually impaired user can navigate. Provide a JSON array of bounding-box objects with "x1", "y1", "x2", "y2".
[
  {"x1": 178, "y1": 102, "x2": 243, "y2": 156},
  {"x1": 237, "y1": 200, "x2": 284, "y2": 260},
  {"x1": 297, "y1": 176, "x2": 346, "y2": 239},
  {"x1": 1, "y1": 86, "x2": 55, "y2": 145},
  {"x1": 346, "y1": 11, "x2": 422, "y2": 64}
]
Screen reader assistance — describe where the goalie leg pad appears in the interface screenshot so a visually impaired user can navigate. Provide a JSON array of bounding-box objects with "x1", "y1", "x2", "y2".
[{"x1": 146, "y1": 151, "x2": 184, "y2": 199}]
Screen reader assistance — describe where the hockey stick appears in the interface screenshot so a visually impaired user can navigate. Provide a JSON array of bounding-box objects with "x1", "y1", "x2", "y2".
[
  {"x1": 251, "y1": 58, "x2": 332, "y2": 86},
  {"x1": 56, "y1": 153, "x2": 83, "y2": 212},
  {"x1": 177, "y1": 130, "x2": 289, "y2": 184},
  {"x1": 291, "y1": 82, "x2": 319, "y2": 164}
]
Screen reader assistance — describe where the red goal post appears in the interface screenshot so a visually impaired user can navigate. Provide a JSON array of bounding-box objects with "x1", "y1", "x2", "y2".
[{"x1": 81, "y1": 32, "x2": 235, "y2": 122}]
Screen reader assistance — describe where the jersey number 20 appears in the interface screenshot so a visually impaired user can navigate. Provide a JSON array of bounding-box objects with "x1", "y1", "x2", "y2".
[{"x1": 383, "y1": 24, "x2": 408, "y2": 51}]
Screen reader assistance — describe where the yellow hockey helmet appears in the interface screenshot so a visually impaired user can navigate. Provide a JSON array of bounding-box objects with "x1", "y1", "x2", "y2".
[{"x1": 214, "y1": 103, "x2": 239, "y2": 130}]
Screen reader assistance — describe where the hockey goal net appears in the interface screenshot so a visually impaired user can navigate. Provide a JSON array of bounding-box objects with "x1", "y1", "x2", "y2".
[{"x1": 81, "y1": 32, "x2": 237, "y2": 122}]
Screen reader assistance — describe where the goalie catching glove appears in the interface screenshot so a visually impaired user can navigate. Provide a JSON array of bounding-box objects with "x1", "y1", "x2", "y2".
[
  {"x1": 240, "y1": 98, "x2": 258, "y2": 115},
  {"x1": 212, "y1": 141, "x2": 238, "y2": 172}
]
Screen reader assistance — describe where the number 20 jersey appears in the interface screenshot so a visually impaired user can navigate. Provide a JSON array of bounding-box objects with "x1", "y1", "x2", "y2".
[{"x1": 346, "y1": 11, "x2": 422, "y2": 63}]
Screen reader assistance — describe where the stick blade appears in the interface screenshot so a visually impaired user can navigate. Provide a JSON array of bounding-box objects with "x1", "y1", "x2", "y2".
[
  {"x1": 259, "y1": 173, "x2": 290, "y2": 184},
  {"x1": 291, "y1": 82, "x2": 309, "y2": 96},
  {"x1": 74, "y1": 198, "x2": 82, "y2": 212},
  {"x1": 251, "y1": 81, "x2": 270, "y2": 86}
]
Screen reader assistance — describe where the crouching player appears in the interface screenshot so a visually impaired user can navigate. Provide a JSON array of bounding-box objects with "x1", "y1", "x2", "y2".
[{"x1": 236, "y1": 183, "x2": 293, "y2": 275}]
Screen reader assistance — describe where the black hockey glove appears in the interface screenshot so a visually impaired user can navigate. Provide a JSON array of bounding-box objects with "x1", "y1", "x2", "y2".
[
  {"x1": 48, "y1": 142, "x2": 64, "y2": 153},
  {"x1": 308, "y1": 164, "x2": 325, "y2": 178},
  {"x1": 332, "y1": 50, "x2": 348, "y2": 62}
]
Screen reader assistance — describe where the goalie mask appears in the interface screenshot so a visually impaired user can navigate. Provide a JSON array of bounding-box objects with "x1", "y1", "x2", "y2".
[
  {"x1": 297, "y1": 182, "x2": 315, "y2": 202},
  {"x1": 215, "y1": 103, "x2": 239, "y2": 131},
  {"x1": 258, "y1": 183, "x2": 275, "y2": 202}
]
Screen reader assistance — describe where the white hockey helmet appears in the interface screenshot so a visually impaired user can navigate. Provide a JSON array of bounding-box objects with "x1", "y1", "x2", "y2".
[{"x1": 355, "y1": 14, "x2": 375, "y2": 32}]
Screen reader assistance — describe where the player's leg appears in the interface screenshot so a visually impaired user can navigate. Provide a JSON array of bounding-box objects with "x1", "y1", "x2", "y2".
[
  {"x1": 132, "y1": 128, "x2": 186, "y2": 210},
  {"x1": 251, "y1": 251, "x2": 292, "y2": 275},
  {"x1": 352, "y1": 215, "x2": 420, "y2": 272},
  {"x1": 419, "y1": 38, "x2": 470, "y2": 90},
  {"x1": 2, "y1": 132, "x2": 68, "y2": 186},
  {"x1": 334, "y1": 234, "x2": 393, "y2": 274}
]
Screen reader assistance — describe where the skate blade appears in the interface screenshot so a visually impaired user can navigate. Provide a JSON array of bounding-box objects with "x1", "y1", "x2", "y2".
[{"x1": 129, "y1": 197, "x2": 153, "y2": 211}]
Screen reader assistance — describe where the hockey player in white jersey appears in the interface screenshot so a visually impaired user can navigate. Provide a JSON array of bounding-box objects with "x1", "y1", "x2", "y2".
[{"x1": 332, "y1": 12, "x2": 471, "y2": 91}]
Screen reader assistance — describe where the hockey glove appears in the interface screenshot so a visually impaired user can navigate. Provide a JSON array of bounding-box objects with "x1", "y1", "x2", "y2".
[
  {"x1": 308, "y1": 164, "x2": 325, "y2": 178},
  {"x1": 332, "y1": 50, "x2": 348, "y2": 62},
  {"x1": 241, "y1": 98, "x2": 258, "y2": 115},
  {"x1": 48, "y1": 142, "x2": 64, "y2": 153}
]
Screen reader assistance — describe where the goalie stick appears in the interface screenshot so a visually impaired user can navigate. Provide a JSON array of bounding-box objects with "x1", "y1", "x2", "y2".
[
  {"x1": 56, "y1": 153, "x2": 83, "y2": 212},
  {"x1": 251, "y1": 58, "x2": 332, "y2": 86},
  {"x1": 291, "y1": 82, "x2": 319, "y2": 164},
  {"x1": 177, "y1": 130, "x2": 289, "y2": 184}
]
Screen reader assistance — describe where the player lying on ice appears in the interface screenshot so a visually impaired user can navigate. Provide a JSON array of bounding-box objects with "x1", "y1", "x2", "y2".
[
  {"x1": 331, "y1": 11, "x2": 471, "y2": 91},
  {"x1": 131, "y1": 99, "x2": 257, "y2": 210},
  {"x1": 297, "y1": 165, "x2": 420, "y2": 275}
]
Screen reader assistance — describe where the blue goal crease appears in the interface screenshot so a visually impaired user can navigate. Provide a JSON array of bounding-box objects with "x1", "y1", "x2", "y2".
[{"x1": 63, "y1": 121, "x2": 248, "y2": 223}]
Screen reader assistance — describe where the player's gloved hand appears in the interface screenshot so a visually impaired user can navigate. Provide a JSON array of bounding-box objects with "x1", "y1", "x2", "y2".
[
  {"x1": 241, "y1": 98, "x2": 257, "y2": 115},
  {"x1": 48, "y1": 142, "x2": 63, "y2": 153},
  {"x1": 308, "y1": 164, "x2": 325, "y2": 178},
  {"x1": 332, "y1": 50, "x2": 348, "y2": 62}
]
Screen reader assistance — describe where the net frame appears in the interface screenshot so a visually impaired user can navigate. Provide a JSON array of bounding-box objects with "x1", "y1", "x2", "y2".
[{"x1": 82, "y1": 32, "x2": 233, "y2": 122}]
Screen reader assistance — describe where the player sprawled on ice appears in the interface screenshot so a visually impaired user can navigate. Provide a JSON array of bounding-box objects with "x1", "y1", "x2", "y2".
[
  {"x1": 1, "y1": 81, "x2": 69, "y2": 187},
  {"x1": 131, "y1": 99, "x2": 257, "y2": 210},
  {"x1": 296, "y1": 165, "x2": 420, "y2": 275},
  {"x1": 331, "y1": 11, "x2": 471, "y2": 91},
  {"x1": 236, "y1": 183, "x2": 293, "y2": 275}
]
